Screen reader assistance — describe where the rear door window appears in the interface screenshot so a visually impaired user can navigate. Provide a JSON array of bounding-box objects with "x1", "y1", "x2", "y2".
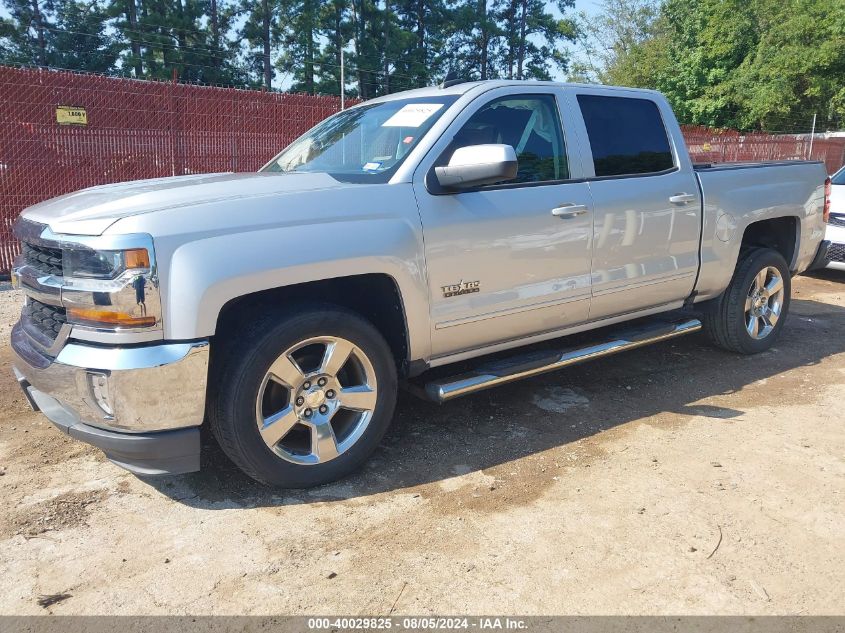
[{"x1": 577, "y1": 95, "x2": 674, "y2": 177}]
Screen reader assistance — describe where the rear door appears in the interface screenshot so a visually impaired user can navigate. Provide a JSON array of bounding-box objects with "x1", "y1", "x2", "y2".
[{"x1": 568, "y1": 89, "x2": 701, "y2": 319}]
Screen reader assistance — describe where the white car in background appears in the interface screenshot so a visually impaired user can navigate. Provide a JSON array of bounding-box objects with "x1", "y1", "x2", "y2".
[{"x1": 828, "y1": 166, "x2": 845, "y2": 271}]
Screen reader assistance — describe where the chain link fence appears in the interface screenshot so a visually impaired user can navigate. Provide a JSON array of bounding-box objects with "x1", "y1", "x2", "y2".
[
  {"x1": 682, "y1": 125, "x2": 845, "y2": 173},
  {"x1": 1, "y1": 65, "x2": 844, "y2": 275},
  {"x1": 0, "y1": 66, "x2": 347, "y2": 274}
]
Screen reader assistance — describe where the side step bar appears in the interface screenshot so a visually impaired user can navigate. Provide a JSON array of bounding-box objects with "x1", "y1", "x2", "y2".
[{"x1": 423, "y1": 318, "x2": 702, "y2": 403}]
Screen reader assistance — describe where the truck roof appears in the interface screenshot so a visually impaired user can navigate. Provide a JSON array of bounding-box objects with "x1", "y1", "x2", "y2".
[{"x1": 366, "y1": 79, "x2": 664, "y2": 103}]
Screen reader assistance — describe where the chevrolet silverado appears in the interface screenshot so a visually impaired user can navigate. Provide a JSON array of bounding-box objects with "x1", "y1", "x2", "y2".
[{"x1": 10, "y1": 80, "x2": 831, "y2": 487}]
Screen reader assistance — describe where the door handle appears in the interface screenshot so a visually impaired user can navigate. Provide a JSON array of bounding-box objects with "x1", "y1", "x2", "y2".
[
  {"x1": 551, "y1": 204, "x2": 588, "y2": 218},
  {"x1": 669, "y1": 193, "x2": 696, "y2": 205}
]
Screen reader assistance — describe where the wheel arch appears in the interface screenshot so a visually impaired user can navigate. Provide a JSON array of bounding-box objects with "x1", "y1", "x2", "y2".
[
  {"x1": 740, "y1": 216, "x2": 800, "y2": 271},
  {"x1": 214, "y1": 274, "x2": 413, "y2": 375},
  {"x1": 696, "y1": 213, "x2": 804, "y2": 302}
]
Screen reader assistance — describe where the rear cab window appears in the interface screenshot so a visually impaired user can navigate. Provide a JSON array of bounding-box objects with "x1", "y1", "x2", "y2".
[{"x1": 576, "y1": 94, "x2": 675, "y2": 178}]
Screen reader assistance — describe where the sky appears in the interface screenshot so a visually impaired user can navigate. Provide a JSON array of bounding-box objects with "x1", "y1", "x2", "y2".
[{"x1": 568, "y1": 0, "x2": 604, "y2": 17}]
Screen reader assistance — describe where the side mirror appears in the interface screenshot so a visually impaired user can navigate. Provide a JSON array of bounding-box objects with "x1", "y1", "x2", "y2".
[{"x1": 434, "y1": 144, "x2": 518, "y2": 190}]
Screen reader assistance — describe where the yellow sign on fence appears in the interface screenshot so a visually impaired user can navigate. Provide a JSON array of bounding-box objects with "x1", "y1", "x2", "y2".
[{"x1": 56, "y1": 105, "x2": 87, "y2": 125}]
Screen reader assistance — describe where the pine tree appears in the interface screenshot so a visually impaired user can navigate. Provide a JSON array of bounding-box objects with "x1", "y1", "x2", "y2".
[
  {"x1": 1, "y1": 0, "x2": 123, "y2": 73},
  {"x1": 0, "y1": 0, "x2": 54, "y2": 66},
  {"x1": 391, "y1": 0, "x2": 449, "y2": 90},
  {"x1": 448, "y1": 0, "x2": 502, "y2": 80},
  {"x1": 495, "y1": 0, "x2": 575, "y2": 80},
  {"x1": 112, "y1": 0, "x2": 143, "y2": 76},
  {"x1": 237, "y1": 0, "x2": 277, "y2": 88},
  {"x1": 51, "y1": 0, "x2": 120, "y2": 72},
  {"x1": 278, "y1": 0, "x2": 318, "y2": 93},
  {"x1": 349, "y1": 0, "x2": 382, "y2": 99},
  {"x1": 313, "y1": 0, "x2": 351, "y2": 96},
  {"x1": 193, "y1": 0, "x2": 244, "y2": 84}
]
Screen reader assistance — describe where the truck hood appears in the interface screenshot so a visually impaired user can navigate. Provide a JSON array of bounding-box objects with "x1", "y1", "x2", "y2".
[{"x1": 20, "y1": 172, "x2": 344, "y2": 236}]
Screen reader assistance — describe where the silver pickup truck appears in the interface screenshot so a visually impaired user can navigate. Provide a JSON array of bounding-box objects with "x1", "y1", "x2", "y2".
[{"x1": 10, "y1": 80, "x2": 831, "y2": 487}]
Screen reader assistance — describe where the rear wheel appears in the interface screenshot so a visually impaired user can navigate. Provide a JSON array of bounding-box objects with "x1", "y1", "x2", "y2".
[
  {"x1": 209, "y1": 305, "x2": 398, "y2": 487},
  {"x1": 703, "y1": 247, "x2": 791, "y2": 354}
]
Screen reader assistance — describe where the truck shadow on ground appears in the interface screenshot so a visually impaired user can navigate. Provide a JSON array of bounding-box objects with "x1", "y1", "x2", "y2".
[
  {"x1": 806, "y1": 267, "x2": 845, "y2": 283},
  {"x1": 148, "y1": 295, "x2": 845, "y2": 508}
]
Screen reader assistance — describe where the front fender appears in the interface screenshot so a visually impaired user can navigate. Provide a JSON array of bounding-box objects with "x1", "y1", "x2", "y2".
[{"x1": 162, "y1": 216, "x2": 430, "y2": 360}]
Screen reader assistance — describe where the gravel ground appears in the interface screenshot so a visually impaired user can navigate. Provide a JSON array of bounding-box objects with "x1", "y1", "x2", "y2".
[
  {"x1": 0, "y1": 281, "x2": 21, "y2": 342},
  {"x1": 0, "y1": 273, "x2": 844, "y2": 615}
]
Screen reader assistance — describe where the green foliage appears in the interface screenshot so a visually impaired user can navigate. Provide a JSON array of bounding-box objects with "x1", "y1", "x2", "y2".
[
  {"x1": 727, "y1": 0, "x2": 845, "y2": 130},
  {"x1": 1, "y1": 0, "x2": 842, "y2": 134},
  {"x1": 347, "y1": 0, "x2": 389, "y2": 98},
  {"x1": 0, "y1": 0, "x2": 578, "y2": 95},
  {"x1": 577, "y1": 0, "x2": 845, "y2": 131},
  {"x1": 276, "y1": 0, "x2": 320, "y2": 94},
  {"x1": 569, "y1": 0, "x2": 659, "y2": 85},
  {"x1": 238, "y1": 0, "x2": 277, "y2": 87},
  {"x1": 448, "y1": 0, "x2": 576, "y2": 81},
  {"x1": 0, "y1": 0, "x2": 55, "y2": 67},
  {"x1": 51, "y1": 0, "x2": 121, "y2": 72},
  {"x1": 0, "y1": 0, "x2": 119, "y2": 72},
  {"x1": 391, "y1": 0, "x2": 452, "y2": 90},
  {"x1": 309, "y1": 0, "x2": 353, "y2": 95}
]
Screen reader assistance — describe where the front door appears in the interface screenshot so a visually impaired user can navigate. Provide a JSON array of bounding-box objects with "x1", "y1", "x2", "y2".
[{"x1": 413, "y1": 89, "x2": 594, "y2": 359}]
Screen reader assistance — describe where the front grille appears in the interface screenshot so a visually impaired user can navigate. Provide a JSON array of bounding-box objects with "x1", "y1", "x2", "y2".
[
  {"x1": 829, "y1": 214, "x2": 845, "y2": 229},
  {"x1": 22, "y1": 242, "x2": 63, "y2": 277},
  {"x1": 829, "y1": 242, "x2": 845, "y2": 263},
  {"x1": 22, "y1": 299, "x2": 67, "y2": 341}
]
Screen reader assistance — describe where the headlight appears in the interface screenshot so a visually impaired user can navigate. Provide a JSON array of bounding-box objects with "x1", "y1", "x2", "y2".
[
  {"x1": 61, "y1": 243, "x2": 161, "y2": 332},
  {"x1": 63, "y1": 247, "x2": 150, "y2": 279}
]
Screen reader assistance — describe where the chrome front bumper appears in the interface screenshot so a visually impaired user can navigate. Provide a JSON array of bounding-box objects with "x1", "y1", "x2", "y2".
[{"x1": 11, "y1": 322, "x2": 209, "y2": 475}]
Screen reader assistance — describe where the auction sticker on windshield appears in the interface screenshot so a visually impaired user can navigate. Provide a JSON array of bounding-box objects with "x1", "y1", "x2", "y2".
[{"x1": 382, "y1": 103, "x2": 444, "y2": 127}]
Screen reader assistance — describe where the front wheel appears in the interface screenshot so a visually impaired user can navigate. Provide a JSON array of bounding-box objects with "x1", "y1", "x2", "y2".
[
  {"x1": 208, "y1": 305, "x2": 398, "y2": 487},
  {"x1": 702, "y1": 247, "x2": 791, "y2": 354}
]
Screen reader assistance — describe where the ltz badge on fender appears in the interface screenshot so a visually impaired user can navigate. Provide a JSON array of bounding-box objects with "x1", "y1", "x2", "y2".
[{"x1": 441, "y1": 280, "x2": 480, "y2": 298}]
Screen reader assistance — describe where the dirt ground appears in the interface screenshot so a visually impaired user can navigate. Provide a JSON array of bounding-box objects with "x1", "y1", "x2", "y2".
[{"x1": 0, "y1": 274, "x2": 843, "y2": 616}]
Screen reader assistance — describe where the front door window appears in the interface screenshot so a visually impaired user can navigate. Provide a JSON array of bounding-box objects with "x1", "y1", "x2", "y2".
[{"x1": 447, "y1": 94, "x2": 569, "y2": 184}]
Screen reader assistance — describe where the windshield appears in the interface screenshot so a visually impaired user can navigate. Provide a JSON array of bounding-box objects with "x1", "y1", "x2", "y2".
[
  {"x1": 832, "y1": 166, "x2": 845, "y2": 185},
  {"x1": 262, "y1": 95, "x2": 459, "y2": 183}
]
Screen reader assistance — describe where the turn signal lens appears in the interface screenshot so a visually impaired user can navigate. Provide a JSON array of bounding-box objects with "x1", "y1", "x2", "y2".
[
  {"x1": 124, "y1": 248, "x2": 151, "y2": 269},
  {"x1": 67, "y1": 308, "x2": 156, "y2": 328}
]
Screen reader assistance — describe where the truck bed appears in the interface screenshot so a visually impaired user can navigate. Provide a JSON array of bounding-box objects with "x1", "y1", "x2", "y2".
[
  {"x1": 692, "y1": 159, "x2": 827, "y2": 302},
  {"x1": 693, "y1": 160, "x2": 824, "y2": 171}
]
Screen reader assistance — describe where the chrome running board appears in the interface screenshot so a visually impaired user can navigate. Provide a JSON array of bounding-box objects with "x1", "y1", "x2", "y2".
[{"x1": 423, "y1": 318, "x2": 702, "y2": 403}]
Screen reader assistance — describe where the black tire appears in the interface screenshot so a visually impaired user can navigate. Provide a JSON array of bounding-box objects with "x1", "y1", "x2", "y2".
[
  {"x1": 702, "y1": 247, "x2": 791, "y2": 354},
  {"x1": 208, "y1": 303, "x2": 398, "y2": 487}
]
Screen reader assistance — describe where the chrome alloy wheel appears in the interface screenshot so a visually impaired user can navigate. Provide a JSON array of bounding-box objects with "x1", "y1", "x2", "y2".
[
  {"x1": 745, "y1": 265, "x2": 784, "y2": 340},
  {"x1": 255, "y1": 336, "x2": 378, "y2": 465}
]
